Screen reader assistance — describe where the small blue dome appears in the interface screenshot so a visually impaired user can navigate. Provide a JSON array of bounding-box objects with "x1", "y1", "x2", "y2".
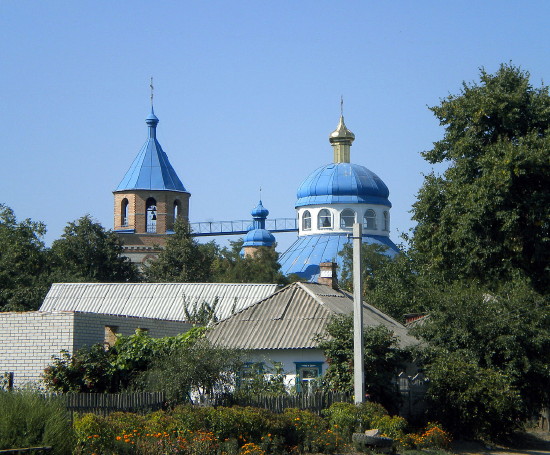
[
  {"x1": 295, "y1": 162, "x2": 391, "y2": 207},
  {"x1": 243, "y1": 228, "x2": 275, "y2": 247},
  {"x1": 146, "y1": 110, "x2": 159, "y2": 125},
  {"x1": 251, "y1": 200, "x2": 269, "y2": 218}
]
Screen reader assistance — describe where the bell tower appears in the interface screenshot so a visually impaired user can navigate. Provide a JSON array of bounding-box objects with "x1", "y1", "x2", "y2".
[{"x1": 113, "y1": 89, "x2": 190, "y2": 264}]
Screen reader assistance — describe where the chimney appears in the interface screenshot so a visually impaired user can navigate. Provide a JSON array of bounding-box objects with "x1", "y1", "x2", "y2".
[{"x1": 318, "y1": 262, "x2": 338, "y2": 289}]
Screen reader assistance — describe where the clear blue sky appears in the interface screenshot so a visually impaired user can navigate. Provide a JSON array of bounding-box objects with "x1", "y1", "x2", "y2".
[{"x1": 1, "y1": 1, "x2": 549, "y2": 253}]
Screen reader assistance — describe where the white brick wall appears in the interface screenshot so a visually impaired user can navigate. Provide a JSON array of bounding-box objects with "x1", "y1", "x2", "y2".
[{"x1": 0, "y1": 311, "x2": 192, "y2": 388}]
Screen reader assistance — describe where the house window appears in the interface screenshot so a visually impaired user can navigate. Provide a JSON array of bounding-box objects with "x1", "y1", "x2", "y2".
[
  {"x1": 104, "y1": 325, "x2": 118, "y2": 349},
  {"x1": 295, "y1": 362, "x2": 323, "y2": 392},
  {"x1": 146, "y1": 198, "x2": 157, "y2": 233},
  {"x1": 121, "y1": 198, "x2": 129, "y2": 227},
  {"x1": 363, "y1": 209, "x2": 376, "y2": 230},
  {"x1": 318, "y1": 209, "x2": 332, "y2": 229},
  {"x1": 383, "y1": 211, "x2": 389, "y2": 231},
  {"x1": 302, "y1": 210, "x2": 311, "y2": 231},
  {"x1": 238, "y1": 362, "x2": 264, "y2": 388},
  {"x1": 340, "y1": 209, "x2": 355, "y2": 229}
]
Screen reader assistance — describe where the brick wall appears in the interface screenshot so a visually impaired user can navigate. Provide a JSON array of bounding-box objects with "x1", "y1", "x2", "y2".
[
  {"x1": 0, "y1": 311, "x2": 75, "y2": 388},
  {"x1": 113, "y1": 190, "x2": 190, "y2": 234},
  {"x1": 0, "y1": 311, "x2": 192, "y2": 388}
]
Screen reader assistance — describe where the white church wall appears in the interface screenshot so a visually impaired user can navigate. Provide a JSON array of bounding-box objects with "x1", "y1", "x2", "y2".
[{"x1": 297, "y1": 204, "x2": 391, "y2": 236}]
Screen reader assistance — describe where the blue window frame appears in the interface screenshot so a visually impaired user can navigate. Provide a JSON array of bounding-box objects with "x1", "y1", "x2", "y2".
[{"x1": 295, "y1": 362, "x2": 323, "y2": 392}]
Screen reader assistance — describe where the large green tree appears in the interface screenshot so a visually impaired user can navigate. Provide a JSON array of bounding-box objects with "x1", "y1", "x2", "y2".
[
  {"x1": 315, "y1": 315, "x2": 406, "y2": 412},
  {"x1": 144, "y1": 219, "x2": 218, "y2": 282},
  {"x1": 212, "y1": 239, "x2": 288, "y2": 285},
  {"x1": 414, "y1": 279, "x2": 550, "y2": 421},
  {"x1": 412, "y1": 64, "x2": 550, "y2": 292},
  {"x1": 50, "y1": 215, "x2": 139, "y2": 282},
  {"x1": 0, "y1": 204, "x2": 49, "y2": 311}
]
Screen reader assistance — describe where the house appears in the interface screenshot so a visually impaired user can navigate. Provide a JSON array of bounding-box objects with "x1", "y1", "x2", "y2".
[
  {"x1": 207, "y1": 270, "x2": 418, "y2": 391},
  {"x1": 1, "y1": 282, "x2": 278, "y2": 388}
]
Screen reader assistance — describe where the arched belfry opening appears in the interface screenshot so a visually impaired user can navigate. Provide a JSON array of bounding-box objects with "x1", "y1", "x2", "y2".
[{"x1": 146, "y1": 198, "x2": 157, "y2": 233}]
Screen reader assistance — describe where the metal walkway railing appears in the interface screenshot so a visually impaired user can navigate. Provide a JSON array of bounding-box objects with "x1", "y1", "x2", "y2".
[{"x1": 190, "y1": 218, "x2": 297, "y2": 237}]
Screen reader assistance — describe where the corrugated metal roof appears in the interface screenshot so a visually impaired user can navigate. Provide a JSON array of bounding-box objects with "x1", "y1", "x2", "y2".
[
  {"x1": 40, "y1": 283, "x2": 279, "y2": 322},
  {"x1": 207, "y1": 282, "x2": 418, "y2": 350}
]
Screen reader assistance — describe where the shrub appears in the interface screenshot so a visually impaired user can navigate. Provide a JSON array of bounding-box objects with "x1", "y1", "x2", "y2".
[
  {"x1": 73, "y1": 413, "x2": 121, "y2": 455},
  {"x1": 322, "y1": 401, "x2": 390, "y2": 441},
  {"x1": 0, "y1": 390, "x2": 73, "y2": 455}
]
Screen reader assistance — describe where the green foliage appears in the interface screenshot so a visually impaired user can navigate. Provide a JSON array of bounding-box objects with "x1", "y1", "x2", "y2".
[
  {"x1": 43, "y1": 345, "x2": 113, "y2": 392},
  {"x1": 43, "y1": 328, "x2": 205, "y2": 393},
  {"x1": 182, "y1": 296, "x2": 219, "y2": 326},
  {"x1": 412, "y1": 63, "x2": 550, "y2": 292},
  {"x1": 235, "y1": 362, "x2": 288, "y2": 398},
  {"x1": 0, "y1": 204, "x2": 49, "y2": 311},
  {"x1": 212, "y1": 239, "x2": 288, "y2": 285},
  {"x1": 145, "y1": 219, "x2": 218, "y2": 282},
  {"x1": 0, "y1": 390, "x2": 73, "y2": 454},
  {"x1": 316, "y1": 315, "x2": 405, "y2": 412},
  {"x1": 50, "y1": 215, "x2": 139, "y2": 282},
  {"x1": 423, "y1": 351, "x2": 523, "y2": 439},
  {"x1": 414, "y1": 279, "x2": 550, "y2": 433},
  {"x1": 135, "y1": 339, "x2": 243, "y2": 402},
  {"x1": 322, "y1": 401, "x2": 389, "y2": 440},
  {"x1": 74, "y1": 405, "x2": 345, "y2": 455},
  {"x1": 339, "y1": 242, "x2": 392, "y2": 295}
]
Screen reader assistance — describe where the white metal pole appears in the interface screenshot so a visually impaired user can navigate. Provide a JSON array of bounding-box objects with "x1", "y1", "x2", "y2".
[{"x1": 353, "y1": 223, "x2": 365, "y2": 404}]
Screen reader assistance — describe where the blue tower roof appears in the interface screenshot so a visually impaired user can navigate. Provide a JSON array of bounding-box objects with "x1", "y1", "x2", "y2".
[
  {"x1": 115, "y1": 108, "x2": 188, "y2": 193},
  {"x1": 279, "y1": 234, "x2": 399, "y2": 281},
  {"x1": 242, "y1": 200, "x2": 275, "y2": 248},
  {"x1": 295, "y1": 162, "x2": 391, "y2": 207}
]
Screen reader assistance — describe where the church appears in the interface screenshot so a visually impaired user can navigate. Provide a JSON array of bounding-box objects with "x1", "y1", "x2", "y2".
[{"x1": 113, "y1": 101, "x2": 400, "y2": 279}]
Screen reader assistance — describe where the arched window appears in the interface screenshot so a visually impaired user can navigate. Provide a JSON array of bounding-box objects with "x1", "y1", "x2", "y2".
[
  {"x1": 363, "y1": 209, "x2": 376, "y2": 230},
  {"x1": 146, "y1": 197, "x2": 157, "y2": 233},
  {"x1": 302, "y1": 210, "x2": 311, "y2": 231},
  {"x1": 173, "y1": 200, "x2": 180, "y2": 220},
  {"x1": 340, "y1": 209, "x2": 355, "y2": 229},
  {"x1": 318, "y1": 209, "x2": 332, "y2": 229},
  {"x1": 383, "y1": 211, "x2": 389, "y2": 231},
  {"x1": 121, "y1": 198, "x2": 129, "y2": 227}
]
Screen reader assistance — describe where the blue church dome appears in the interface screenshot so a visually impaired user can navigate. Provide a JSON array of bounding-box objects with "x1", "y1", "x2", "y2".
[
  {"x1": 115, "y1": 108, "x2": 188, "y2": 193},
  {"x1": 296, "y1": 162, "x2": 391, "y2": 207},
  {"x1": 279, "y1": 110, "x2": 400, "y2": 281},
  {"x1": 242, "y1": 200, "x2": 275, "y2": 249},
  {"x1": 243, "y1": 228, "x2": 275, "y2": 247}
]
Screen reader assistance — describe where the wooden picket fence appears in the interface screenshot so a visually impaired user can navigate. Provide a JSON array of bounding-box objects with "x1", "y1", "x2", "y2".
[
  {"x1": 206, "y1": 391, "x2": 353, "y2": 415},
  {"x1": 62, "y1": 391, "x2": 166, "y2": 416}
]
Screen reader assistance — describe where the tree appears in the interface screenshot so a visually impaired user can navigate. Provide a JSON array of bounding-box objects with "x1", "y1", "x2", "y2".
[
  {"x1": 315, "y1": 315, "x2": 406, "y2": 412},
  {"x1": 423, "y1": 351, "x2": 523, "y2": 439},
  {"x1": 338, "y1": 243, "x2": 392, "y2": 295},
  {"x1": 413, "y1": 278, "x2": 550, "y2": 435},
  {"x1": 212, "y1": 239, "x2": 288, "y2": 285},
  {"x1": 144, "y1": 219, "x2": 218, "y2": 282},
  {"x1": 43, "y1": 328, "x2": 205, "y2": 393},
  {"x1": 411, "y1": 64, "x2": 550, "y2": 292},
  {"x1": 136, "y1": 339, "x2": 244, "y2": 402},
  {"x1": 0, "y1": 204, "x2": 49, "y2": 311},
  {"x1": 50, "y1": 215, "x2": 139, "y2": 282}
]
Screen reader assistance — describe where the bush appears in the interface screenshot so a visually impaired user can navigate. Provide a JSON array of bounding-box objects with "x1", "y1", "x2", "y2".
[
  {"x1": 322, "y1": 401, "x2": 390, "y2": 441},
  {"x1": 0, "y1": 390, "x2": 73, "y2": 455}
]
